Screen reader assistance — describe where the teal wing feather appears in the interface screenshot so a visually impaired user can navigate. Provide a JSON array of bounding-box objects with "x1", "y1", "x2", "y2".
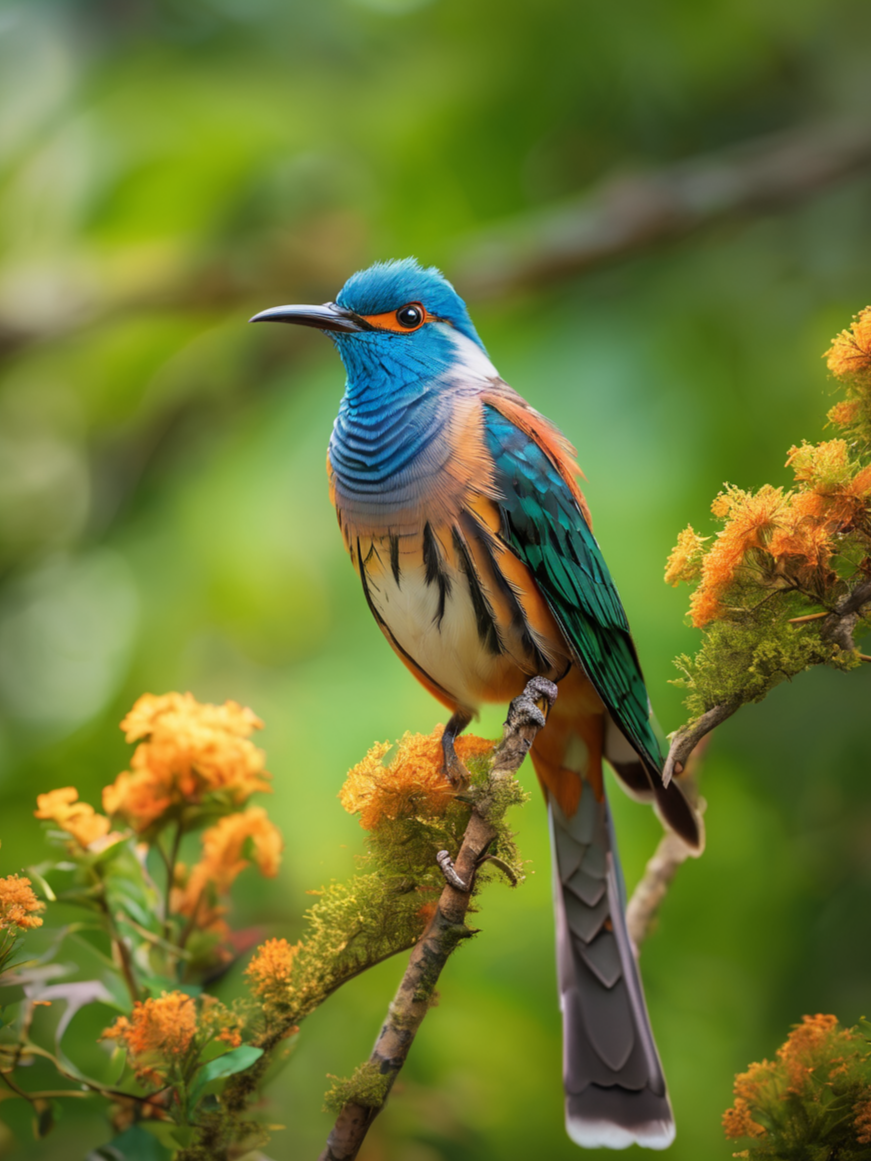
[{"x1": 482, "y1": 402, "x2": 662, "y2": 772}]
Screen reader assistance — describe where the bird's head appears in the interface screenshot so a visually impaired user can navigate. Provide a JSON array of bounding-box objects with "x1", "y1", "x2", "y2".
[{"x1": 250, "y1": 258, "x2": 490, "y2": 386}]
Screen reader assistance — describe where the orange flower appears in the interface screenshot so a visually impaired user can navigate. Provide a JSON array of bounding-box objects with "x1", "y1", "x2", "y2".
[
  {"x1": 102, "y1": 992, "x2": 197, "y2": 1083},
  {"x1": 776, "y1": 1013, "x2": 851, "y2": 1095},
  {"x1": 722, "y1": 1097, "x2": 767, "y2": 1140},
  {"x1": 732, "y1": 1059, "x2": 775, "y2": 1104},
  {"x1": 34, "y1": 787, "x2": 114, "y2": 850},
  {"x1": 0, "y1": 874, "x2": 44, "y2": 931},
  {"x1": 103, "y1": 692, "x2": 270, "y2": 833},
  {"x1": 173, "y1": 807, "x2": 283, "y2": 922},
  {"x1": 828, "y1": 399, "x2": 862, "y2": 428},
  {"x1": 340, "y1": 728, "x2": 493, "y2": 830},
  {"x1": 689, "y1": 485, "x2": 787, "y2": 627},
  {"x1": 664, "y1": 526, "x2": 708, "y2": 587},
  {"x1": 245, "y1": 937, "x2": 300, "y2": 1004},
  {"x1": 826, "y1": 307, "x2": 871, "y2": 382}
]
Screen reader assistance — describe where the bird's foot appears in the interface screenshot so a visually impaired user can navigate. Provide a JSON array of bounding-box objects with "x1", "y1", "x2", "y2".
[
  {"x1": 503, "y1": 676, "x2": 558, "y2": 736},
  {"x1": 441, "y1": 710, "x2": 473, "y2": 790},
  {"x1": 443, "y1": 748, "x2": 471, "y2": 791},
  {"x1": 436, "y1": 849, "x2": 468, "y2": 892}
]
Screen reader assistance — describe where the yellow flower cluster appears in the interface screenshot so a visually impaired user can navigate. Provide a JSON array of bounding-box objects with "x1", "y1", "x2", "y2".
[
  {"x1": 34, "y1": 787, "x2": 115, "y2": 850},
  {"x1": 172, "y1": 807, "x2": 283, "y2": 934},
  {"x1": 103, "y1": 692, "x2": 270, "y2": 833},
  {"x1": 723, "y1": 1015, "x2": 871, "y2": 1144},
  {"x1": 340, "y1": 727, "x2": 492, "y2": 831},
  {"x1": 667, "y1": 443, "x2": 871, "y2": 628},
  {"x1": 668, "y1": 310, "x2": 871, "y2": 629},
  {"x1": 827, "y1": 306, "x2": 871, "y2": 383},
  {"x1": 245, "y1": 937, "x2": 300, "y2": 1006},
  {"x1": 102, "y1": 991, "x2": 197, "y2": 1085},
  {"x1": 0, "y1": 874, "x2": 44, "y2": 931}
]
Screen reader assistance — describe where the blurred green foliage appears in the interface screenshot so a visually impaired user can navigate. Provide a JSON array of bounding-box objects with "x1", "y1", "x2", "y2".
[{"x1": 2, "y1": 0, "x2": 871, "y2": 1157}]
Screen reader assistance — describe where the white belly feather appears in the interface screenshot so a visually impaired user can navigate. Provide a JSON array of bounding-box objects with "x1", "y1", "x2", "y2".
[{"x1": 364, "y1": 558, "x2": 502, "y2": 711}]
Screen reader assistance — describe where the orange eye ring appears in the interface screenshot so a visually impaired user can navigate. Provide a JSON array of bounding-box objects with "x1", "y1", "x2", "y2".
[{"x1": 359, "y1": 302, "x2": 428, "y2": 333}]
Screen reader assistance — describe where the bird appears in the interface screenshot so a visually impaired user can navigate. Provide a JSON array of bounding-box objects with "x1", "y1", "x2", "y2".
[{"x1": 251, "y1": 258, "x2": 703, "y2": 1150}]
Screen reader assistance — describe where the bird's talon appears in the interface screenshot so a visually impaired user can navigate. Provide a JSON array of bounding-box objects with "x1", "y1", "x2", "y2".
[
  {"x1": 443, "y1": 755, "x2": 471, "y2": 790},
  {"x1": 436, "y1": 849, "x2": 468, "y2": 892}
]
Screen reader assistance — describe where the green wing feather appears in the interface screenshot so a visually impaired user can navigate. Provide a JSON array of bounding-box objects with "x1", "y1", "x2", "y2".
[{"x1": 483, "y1": 402, "x2": 662, "y2": 772}]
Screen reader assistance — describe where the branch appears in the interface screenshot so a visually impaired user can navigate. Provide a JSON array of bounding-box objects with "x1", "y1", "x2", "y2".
[
  {"x1": 454, "y1": 120, "x2": 871, "y2": 298},
  {"x1": 662, "y1": 701, "x2": 738, "y2": 787},
  {"x1": 636, "y1": 572, "x2": 871, "y2": 944},
  {"x1": 625, "y1": 831, "x2": 695, "y2": 951},
  {"x1": 821, "y1": 576, "x2": 871, "y2": 652},
  {"x1": 627, "y1": 737, "x2": 709, "y2": 949},
  {"x1": 318, "y1": 677, "x2": 558, "y2": 1161}
]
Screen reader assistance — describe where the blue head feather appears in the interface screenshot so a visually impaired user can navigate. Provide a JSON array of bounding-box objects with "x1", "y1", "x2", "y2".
[
  {"x1": 327, "y1": 259, "x2": 492, "y2": 492},
  {"x1": 337, "y1": 258, "x2": 484, "y2": 350}
]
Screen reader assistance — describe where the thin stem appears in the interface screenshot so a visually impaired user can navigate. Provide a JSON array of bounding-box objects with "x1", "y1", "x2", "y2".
[
  {"x1": 163, "y1": 820, "x2": 184, "y2": 940},
  {"x1": 93, "y1": 888, "x2": 140, "y2": 1004}
]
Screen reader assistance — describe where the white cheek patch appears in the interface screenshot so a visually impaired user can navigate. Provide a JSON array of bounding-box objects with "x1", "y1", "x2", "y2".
[{"x1": 442, "y1": 325, "x2": 500, "y2": 382}]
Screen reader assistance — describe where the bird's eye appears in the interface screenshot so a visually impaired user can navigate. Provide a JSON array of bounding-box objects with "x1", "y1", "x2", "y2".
[{"x1": 395, "y1": 303, "x2": 425, "y2": 329}]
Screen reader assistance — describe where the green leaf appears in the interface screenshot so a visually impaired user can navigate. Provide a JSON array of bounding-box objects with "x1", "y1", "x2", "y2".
[
  {"x1": 91, "y1": 1124, "x2": 172, "y2": 1161},
  {"x1": 198, "y1": 1043, "x2": 263, "y2": 1082},
  {"x1": 188, "y1": 1044, "x2": 263, "y2": 1104}
]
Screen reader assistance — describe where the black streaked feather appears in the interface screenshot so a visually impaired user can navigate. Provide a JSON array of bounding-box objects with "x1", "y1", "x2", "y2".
[
  {"x1": 458, "y1": 510, "x2": 552, "y2": 674},
  {"x1": 389, "y1": 532, "x2": 401, "y2": 586},
  {"x1": 355, "y1": 538, "x2": 455, "y2": 703},
  {"x1": 451, "y1": 526, "x2": 503, "y2": 655},
  {"x1": 422, "y1": 521, "x2": 452, "y2": 628}
]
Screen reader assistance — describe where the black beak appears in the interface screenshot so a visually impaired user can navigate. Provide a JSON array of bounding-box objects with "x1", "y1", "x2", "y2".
[{"x1": 248, "y1": 301, "x2": 371, "y2": 334}]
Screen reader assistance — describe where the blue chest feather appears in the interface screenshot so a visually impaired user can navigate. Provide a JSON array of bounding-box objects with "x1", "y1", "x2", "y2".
[{"x1": 329, "y1": 327, "x2": 463, "y2": 493}]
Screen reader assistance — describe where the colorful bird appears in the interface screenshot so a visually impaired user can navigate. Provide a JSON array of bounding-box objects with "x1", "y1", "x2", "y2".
[{"x1": 252, "y1": 259, "x2": 702, "y2": 1150}]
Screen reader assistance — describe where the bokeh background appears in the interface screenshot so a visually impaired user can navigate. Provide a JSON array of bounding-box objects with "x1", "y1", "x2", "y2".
[{"x1": 2, "y1": 1, "x2": 871, "y2": 1157}]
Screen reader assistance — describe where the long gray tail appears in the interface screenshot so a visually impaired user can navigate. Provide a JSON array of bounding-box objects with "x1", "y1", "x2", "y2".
[{"x1": 549, "y1": 787, "x2": 675, "y2": 1150}]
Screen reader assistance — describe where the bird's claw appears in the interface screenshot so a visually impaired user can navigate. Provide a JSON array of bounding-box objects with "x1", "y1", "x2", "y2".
[{"x1": 436, "y1": 849, "x2": 468, "y2": 891}]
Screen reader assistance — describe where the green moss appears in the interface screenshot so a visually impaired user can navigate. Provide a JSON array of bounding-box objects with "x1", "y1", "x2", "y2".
[
  {"x1": 323, "y1": 1061, "x2": 392, "y2": 1113},
  {"x1": 673, "y1": 604, "x2": 861, "y2": 720}
]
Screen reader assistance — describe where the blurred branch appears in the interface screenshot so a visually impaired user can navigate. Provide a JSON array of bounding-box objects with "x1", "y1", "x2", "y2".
[
  {"x1": 455, "y1": 120, "x2": 871, "y2": 298},
  {"x1": 318, "y1": 677, "x2": 557, "y2": 1161},
  {"x1": 627, "y1": 738, "x2": 709, "y2": 949}
]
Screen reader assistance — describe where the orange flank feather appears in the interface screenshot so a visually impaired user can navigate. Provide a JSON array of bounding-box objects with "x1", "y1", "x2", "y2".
[{"x1": 528, "y1": 666, "x2": 606, "y2": 816}]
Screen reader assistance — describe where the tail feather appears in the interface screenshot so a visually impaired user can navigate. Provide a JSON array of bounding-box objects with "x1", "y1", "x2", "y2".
[{"x1": 549, "y1": 791, "x2": 675, "y2": 1150}]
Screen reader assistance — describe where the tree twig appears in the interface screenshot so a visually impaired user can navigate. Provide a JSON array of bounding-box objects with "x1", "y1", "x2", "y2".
[
  {"x1": 454, "y1": 119, "x2": 871, "y2": 298},
  {"x1": 634, "y1": 573, "x2": 871, "y2": 945},
  {"x1": 318, "y1": 677, "x2": 558, "y2": 1161},
  {"x1": 627, "y1": 737, "x2": 709, "y2": 949},
  {"x1": 662, "y1": 701, "x2": 738, "y2": 787}
]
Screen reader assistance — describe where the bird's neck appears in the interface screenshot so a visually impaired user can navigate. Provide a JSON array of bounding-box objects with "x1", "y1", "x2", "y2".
[{"x1": 329, "y1": 363, "x2": 447, "y2": 491}]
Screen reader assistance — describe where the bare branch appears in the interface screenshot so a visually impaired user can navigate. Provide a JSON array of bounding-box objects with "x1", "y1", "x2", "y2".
[
  {"x1": 454, "y1": 120, "x2": 871, "y2": 298},
  {"x1": 318, "y1": 677, "x2": 557, "y2": 1161},
  {"x1": 626, "y1": 831, "x2": 695, "y2": 950},
  {"x1": 627, "y1": 739, "x2": 709, "y2": 948},
  {"x1": 662, "y1": 701, "x2": 738, "y2": 787}
]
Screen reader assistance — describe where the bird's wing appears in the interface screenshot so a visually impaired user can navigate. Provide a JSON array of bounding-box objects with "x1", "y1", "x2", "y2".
[{"x1": 480, "y1": 389, "x2": 662, "y2": 774}]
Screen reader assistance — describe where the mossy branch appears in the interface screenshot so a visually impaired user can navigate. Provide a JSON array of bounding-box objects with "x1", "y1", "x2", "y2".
[{"x1": 317, "y1": 677, "x2": 557, "y2": 1161}]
